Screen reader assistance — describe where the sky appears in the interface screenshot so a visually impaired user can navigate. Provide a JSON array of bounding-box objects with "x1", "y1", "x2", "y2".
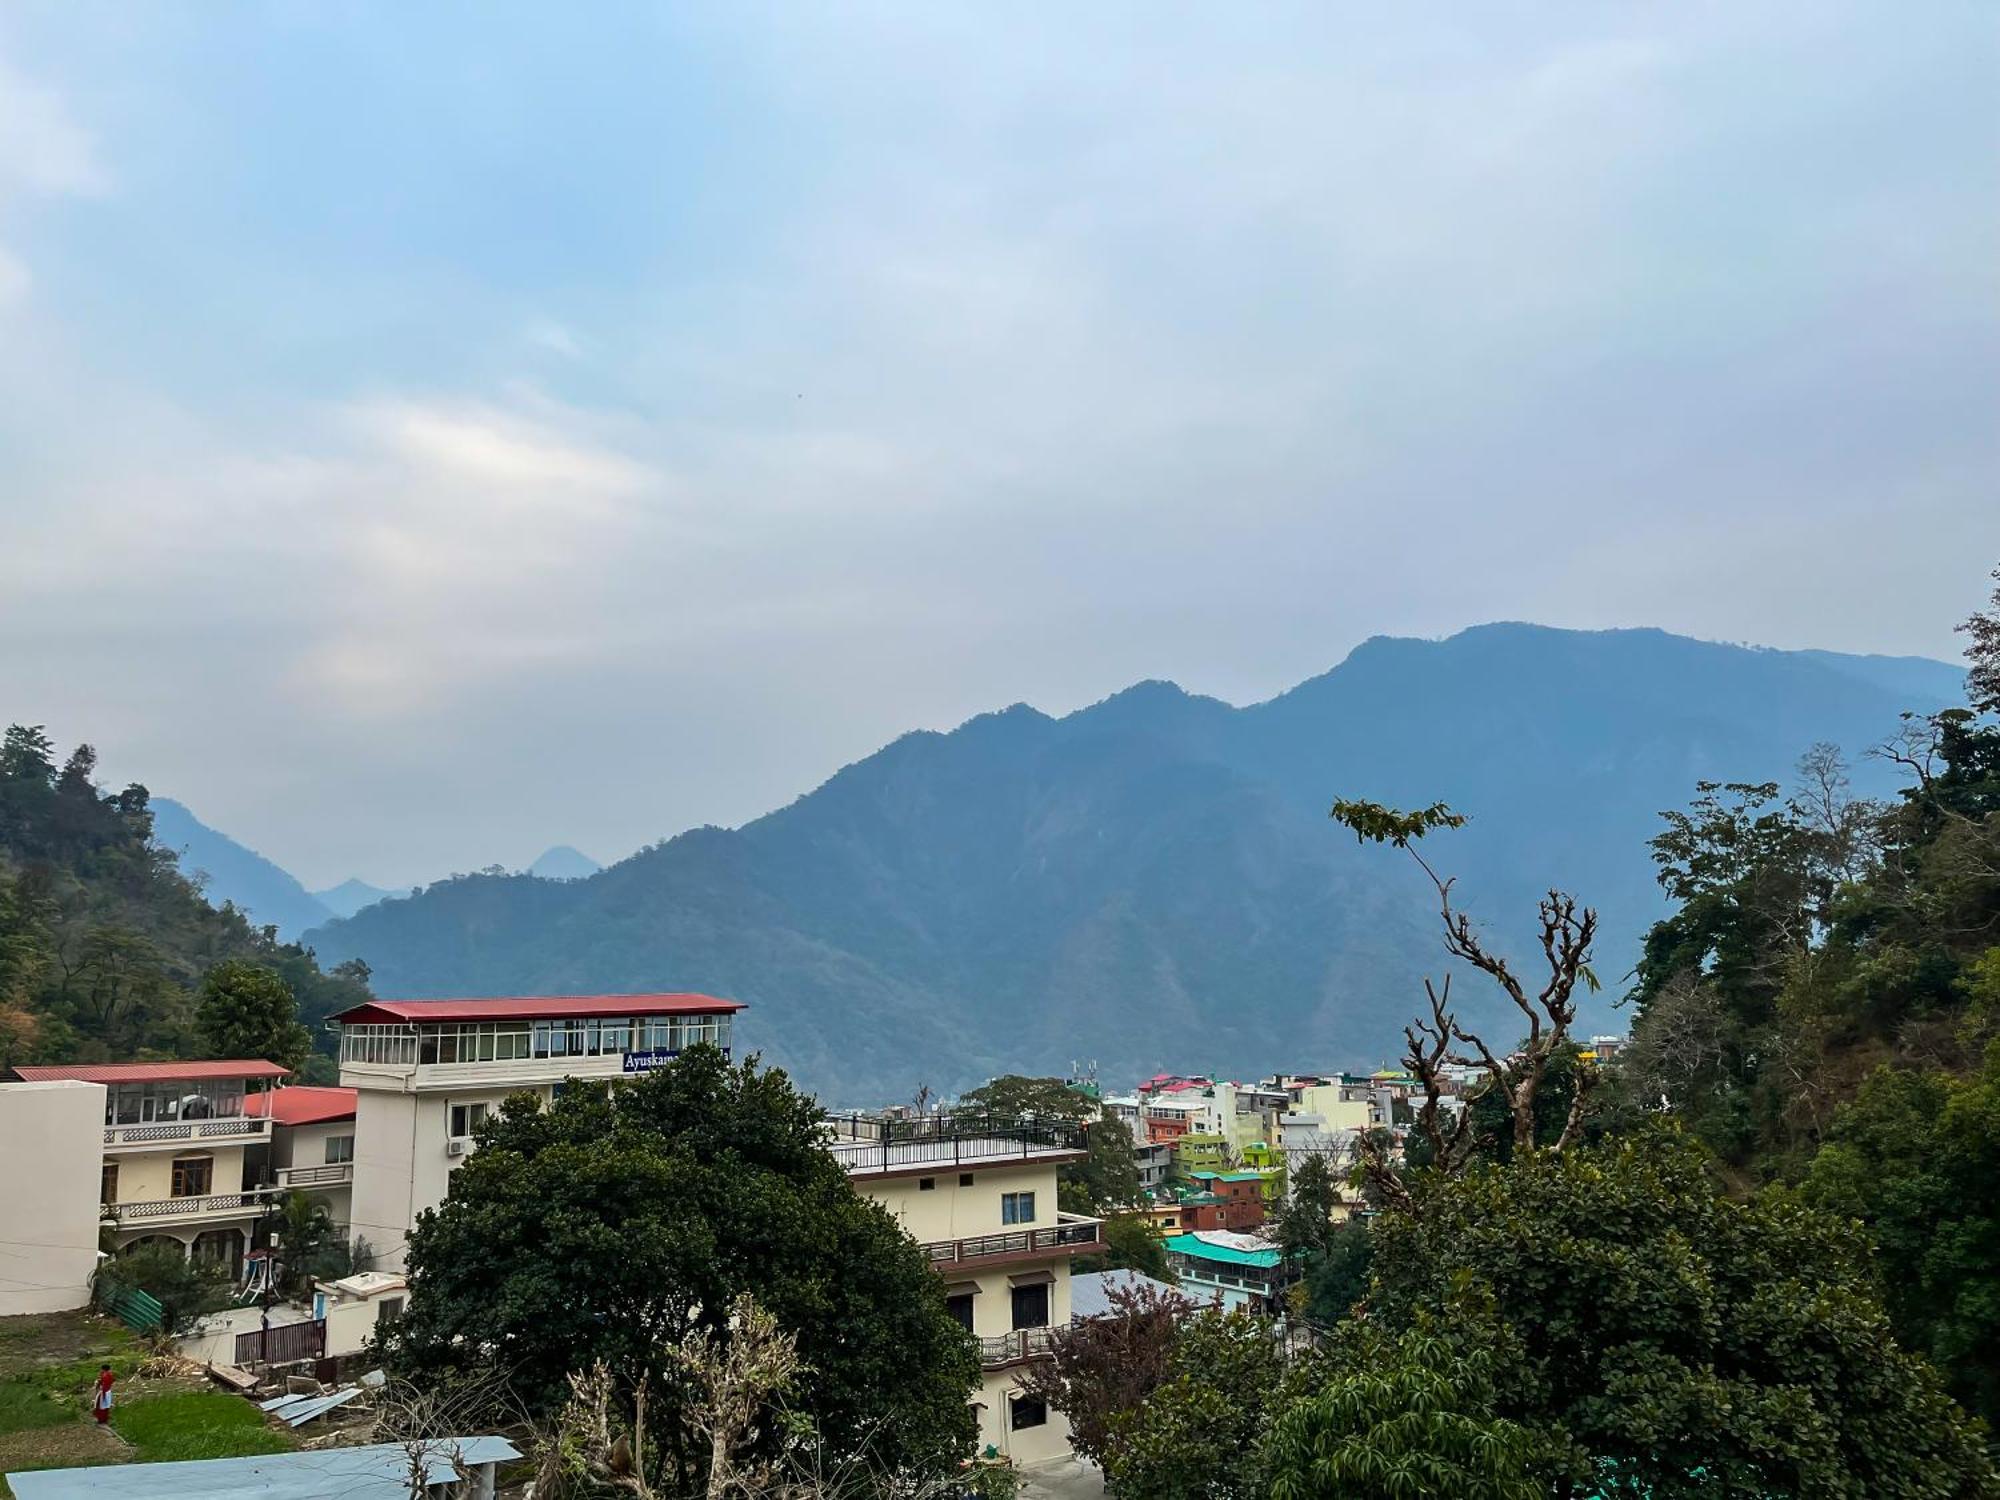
[{"x1": 0, "y1": 3, "x2": 1995, "y2": 889}]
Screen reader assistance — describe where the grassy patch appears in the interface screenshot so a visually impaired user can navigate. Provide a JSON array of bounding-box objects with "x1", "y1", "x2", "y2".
[{"x1": 111, "y1": 1391, "x2": 294, "y2": 1464}]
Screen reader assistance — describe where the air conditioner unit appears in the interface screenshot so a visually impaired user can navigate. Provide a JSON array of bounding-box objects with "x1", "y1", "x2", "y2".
[{"x1": 446, "y1": 1138, "x2": 466, "y2": 1156}]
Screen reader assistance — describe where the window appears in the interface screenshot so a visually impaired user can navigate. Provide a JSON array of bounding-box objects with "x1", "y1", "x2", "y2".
[
  {"x1": 448, "y1": 1102, "x2": 490, "y2": 1140},
  {"x1": 324, "y1": 1135, "x2": 355, "y2": 1164},
  {"x1": 1009, "y1": 1394, "x2": 1048, "y2": 1431},
  {"x1": 946, "y1": 1292, "x2": 975, "y2": 1332},
  {"x1": 170, "y1": 1156, "x2": 213, "y2": 1197},
  {"x1": 918, "y1": 1177, "x2": 936, "y2": 1191},
  {"x1": 1001, "y1": 1192, "x2": 1036, "y2": 1225},
  {"x1": 377, "y1": 1296, "x2": 405, "y2": 1326},
  {"x1": 100, "y1": 1163, "x2": 118, "y2": 1205},
  {"x1": 1010, "y1": 1281, "x2": 1049, "y2": 1330},
  {"x1": 959, "y1": 1173, "x2": 974, "y2": 1187}
]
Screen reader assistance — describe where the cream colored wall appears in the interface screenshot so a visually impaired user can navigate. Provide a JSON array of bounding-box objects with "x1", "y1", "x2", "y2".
[
  {"x1": 110, "y1": 1142, "x2": 247, "y2": 1202},
  {"x1": 1295, "y1": 1086, "x2": 1372, "y2": 1133},
  {"x1": 351, "y1": 1090, "x2": 420, "y2": 1269},
  {"x1": 977, "y1": 1372, "x2": 1074, "y2": 1465},
  {"x1": 0, "y1": 1082, "x2": 105, "y2": 1315},
  {"x1": 865, "y1": 1160, "x2": 1060, "y2": 1245}
]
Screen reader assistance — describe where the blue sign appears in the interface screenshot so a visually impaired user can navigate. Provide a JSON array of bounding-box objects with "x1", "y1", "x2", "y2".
[{"x1": 622, "y1": 1049, "x2": 679, "y2": 1073}]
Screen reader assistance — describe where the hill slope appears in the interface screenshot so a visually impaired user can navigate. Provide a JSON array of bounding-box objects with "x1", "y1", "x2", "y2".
[
  {"x1": 307, "y1": 625, "x2": 1964, "y2": 1101},
  {"x1": 151, "y1": 798, "x2": 333, "y2": 942}
]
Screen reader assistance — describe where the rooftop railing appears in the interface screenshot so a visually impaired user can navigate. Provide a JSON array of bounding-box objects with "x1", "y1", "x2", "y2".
[{"x1": 824, "y1": 1111, "x2": 1087, "y2": 1174}]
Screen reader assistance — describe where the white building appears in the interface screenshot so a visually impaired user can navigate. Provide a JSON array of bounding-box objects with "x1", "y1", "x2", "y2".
[
  {"x1": 248, "y1": 1085, "x2": 357, "y2": 1230},
  {"x1": 12, "y1": 1059, "x2": 288, "y2": 1278},
  {"x1": 0, "y1": 1080, "x2": 106, "y2": 1315},
  {"x1": 335, "y1": 992, "x2": 742, "y2": 1269}
]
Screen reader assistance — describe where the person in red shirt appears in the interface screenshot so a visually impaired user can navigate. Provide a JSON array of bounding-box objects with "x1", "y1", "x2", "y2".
[{"x1": 92, "y1": 1364, "x2": 114, "y2": 1424}]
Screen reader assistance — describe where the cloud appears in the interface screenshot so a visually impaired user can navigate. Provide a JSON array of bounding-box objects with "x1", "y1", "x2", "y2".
[{"x1": 0, "y1": 51, "x2": 108, "y2": 196}]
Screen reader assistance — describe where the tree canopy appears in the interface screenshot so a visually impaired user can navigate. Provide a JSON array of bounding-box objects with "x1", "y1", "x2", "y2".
[{"x1": 381, "y1": 1047, "x2": 980, "y2": 1490}]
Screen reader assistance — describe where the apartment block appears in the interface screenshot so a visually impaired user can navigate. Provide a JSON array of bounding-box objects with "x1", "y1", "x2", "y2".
[
  {"x1": 0, "y1": 1081, "x2": 106, "y2": 1315},
  {"x1": 335, "y1": 991, "x2": 743, "y2": 1269},
  {"x1": 829, "y1": 1113, "x2": 1104, "y2": 1466},
  {"x1": 12, "y1": 1060, "x2": 288, "y2": 1276}
]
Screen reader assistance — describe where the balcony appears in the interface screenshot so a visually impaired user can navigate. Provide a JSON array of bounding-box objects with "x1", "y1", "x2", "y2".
[
  {"x1": 977, "y1": 1324, "x2": 1066, "y2": 1370},
  {"x1": 103, "y1": 1117, "x2": 271, "y2": 1151},
  {"x1": 275, "y1": 1162, "x2": 353, "y2": 1190},
  {"x1": 103, "y1": 1189, "x2": 276, "y2": 1227},
  {"x1": 924, "y1": 1213, "x2": 1103, "y2": 1270},
  {"x1": 826, "y1": 1112, "x2": 1087, "y2": 1178}
]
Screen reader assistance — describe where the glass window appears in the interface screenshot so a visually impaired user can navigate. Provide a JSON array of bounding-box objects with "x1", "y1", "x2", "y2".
[
  {"x1": 583, "y1": 1019, "x2": 600, "y2": 1055},
  {"x1": 1010, "y1": 1394, "x2": 1048, "y2": 1431},
  {"x1": 1002, "y1": 1192, "x2": 1036, "y2": 1225},
  {"x1": 114, "y1": 1088, "x2": 140, "y2": 1125},
  {"x1": 325, "y1": 1135, "x2": 354, "y2": 1164},
  {"x1": 477, "y1": 1025, "x2": 496, "y2": 1063},
  {"x1": 170, "y1": 1156, "x2": 213, "y2": 1197},
  {"x1": 946, "y1": 1292, "x2": 974, "y2": 1331},
  {"x1": 532, "y1": 1021, "x2": 552, "y2": 1058},
  {"x1": 600, "y1": 1021, "x2": 630, "y2": 1055},
  {"x1": 1010, "y1": 1282, "x2": 1049, "y2": 1330},
  {"x1": 448, "y1": 1102, "x2": 490, "y2": 1139}
]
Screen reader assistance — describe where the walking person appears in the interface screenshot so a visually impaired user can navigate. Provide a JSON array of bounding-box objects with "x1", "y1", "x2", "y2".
[{"x1": 92, "y1": 1364, "x2": 114, "y2": 1425}]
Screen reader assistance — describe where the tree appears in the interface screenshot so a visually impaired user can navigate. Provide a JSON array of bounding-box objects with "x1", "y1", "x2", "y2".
[
  {"x1": 1367, "y1": 1129, "x2": 1997, "y2": 1498},
  {"x1": 1262, "y1": 1298, "x2": 1576, "y2": 1500},
  {"x1": 958, "y1": 1075, "x2": 1138, "y2": 1215},
  {"x1": 381, "y1": 1048, "x2": 979, "y2": 1492},
  {"x1": 271, "y1": 1189, "x2": 343, "y2": 1298},
  {"x1": 1073, "y1": 1212, "x2": 1174, "y2": 1282},
  {"x1": 1018, "y1": 1279, "x2": 1192, "y2": 1469},
  {"x1": 1330, "y1": 799, "x2": 1601, "y2": 1206},
  {"x1": 1801, "y1": 1045, "x2": 2000, "y2": 1430},
  {"x1": 1099, "y1": 1305, "x2": 1290, "y2": 1500},
  {"x1": 196, "y1": 959, "x2": 310, "y2": 1070},
  {"x1": 96, "y1": 1243, "x2": 230, "y2": 1339},
  {"x1": 953, "y1": 1075, "x2": 1095, "y2": 1123}
]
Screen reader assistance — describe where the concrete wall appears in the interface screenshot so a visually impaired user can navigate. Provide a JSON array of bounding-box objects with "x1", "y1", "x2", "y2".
[
  {"x1": 865, "y1": 1160, "x2": 1058, "y2": 1244},
  {"x1": 0, "y1": 1081, "x2": 106, "y2": 1315},
  {"x1": 107, "y1": 1142, "x2": 247, "y2": 1204},
  {"x1": 352, "y1": 1085, "x2": 542, "y2": 1269}
]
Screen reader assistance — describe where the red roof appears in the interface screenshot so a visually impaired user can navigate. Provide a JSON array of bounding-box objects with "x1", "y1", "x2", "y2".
[
  {"x1": 337, "y1": 992, "x2": 744, "y2": 1026},
  {"x1": 12, "y1": 1060, "x2": 291, "y2": 1085},
  {"x1": 247, "y1": 1086, "x2": 358, "y2": 1126}
]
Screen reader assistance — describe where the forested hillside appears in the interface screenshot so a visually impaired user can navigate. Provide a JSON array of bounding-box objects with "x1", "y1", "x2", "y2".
[
  {"x1": 311, "y1": 624, "x2": 1961, "y2": 1100},
  {"x1": 0, "y1": 727, "x2": 368, "y2": 1075}
]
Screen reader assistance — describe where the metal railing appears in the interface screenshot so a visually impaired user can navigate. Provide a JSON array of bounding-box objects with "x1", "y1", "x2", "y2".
[
  {"x1": 924, "y1": 1214, "x2": 1103, "y2": 1268},
  {"x1": 104, "y1": 1189, "x2": 275, "y2": 1223},
  {"x1": 825, "y1": 1112, "x2": 1087, "y2": 1173},
  {"x1": 977, "y1": 1325, "x2": 1063, "y2": 1368},
  {"x1": 275, "y1": 1163, "x2": 353, "y2": 1188},
  {"x1": 103, "y1": 1117, "x2": 270, "y2": 1148}
]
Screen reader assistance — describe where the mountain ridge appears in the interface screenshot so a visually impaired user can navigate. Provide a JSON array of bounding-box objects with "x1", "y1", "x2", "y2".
[{"x1": 304, "y1": 624, "x2": 1964, "y2": 1099}]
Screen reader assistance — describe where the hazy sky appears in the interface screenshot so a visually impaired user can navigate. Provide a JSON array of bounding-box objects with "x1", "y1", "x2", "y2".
[{"x1": 1, "y1": 4, "x2": 1995, "y2": 888}]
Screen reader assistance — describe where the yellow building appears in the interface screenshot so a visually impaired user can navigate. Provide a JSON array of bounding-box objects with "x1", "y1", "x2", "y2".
[{"x1": 14, "y1": 1059, "x2": 290, "y2": 1277}]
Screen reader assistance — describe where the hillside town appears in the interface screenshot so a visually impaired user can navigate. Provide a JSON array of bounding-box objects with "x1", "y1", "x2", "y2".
[{"x1": 0, "y1": 996, "x2": 1634, "y2": 1495}]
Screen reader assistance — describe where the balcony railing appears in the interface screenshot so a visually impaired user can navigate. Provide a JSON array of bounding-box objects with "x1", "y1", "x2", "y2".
[
  {"x1": 275, "y1": 1163, "x2": 353, "y2": 1189},
  {"x1": 924, "y1": 1213, "x2": 1103, "y2": 1268},
  {"x1": 104, "y1": 1189, "x2": 276, "y2": 1224},
  {"x1": 977, "y1": 1325, "x2": 1064, "y2": 1369},
  {"x1": 103, "y1": 1117, "x2": 270, "y2": 1149},
  {"x1": 826, "y1": 1112, "x2": 1087, "y2": 1174}
]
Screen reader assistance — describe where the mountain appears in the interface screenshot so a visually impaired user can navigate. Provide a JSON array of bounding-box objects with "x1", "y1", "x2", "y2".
[
  {"x1": 528, "y1": 845, "x2": 601, "y2": 881},
  {"x1": 314, "y1": 877, "x2": 400, "y2": 920},
  {"x1": 305, "y1": 625, "x2": 1966, "y2": 1102},
  {"x1": 150, "y1": 798, "x2": 333, "y2": 942}
]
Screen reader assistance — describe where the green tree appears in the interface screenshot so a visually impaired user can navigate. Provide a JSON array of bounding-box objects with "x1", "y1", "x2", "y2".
[
  {"x1": 1073, "y1": 1212, "x2": 1174, "y2": 1282},
  {"x1": 196, "y1": 959, "x2": 310, "y2": 1070},
  {"x1": 381, "y1": 1048, "x2": 979, "y2": 1491},
  {"x1": 1262, "y1": 1298, "x2": 1576, "y2": 1500},
  {"x1": 1019, "y1": 1278, "x2": 1193, "y2": 1469},
  {"x1": 954, "y1": 1074, "x2": 1096, "y2": 1123},
  {"x1": 96, "y1": 1244, "x2": 230, "y2": 1339},
  {"x1": 1801, "y1": 1045, "x2": 2000, "y2": 1430},
  {"x1": 1101, "y1": 1305, "x2": 1287, "y2": 1500},
  {"x1": 1368, "y1": 1130, "x2": 1997, "y2": 1498},
  {"x1": 957, "y1": 1075, "x2": 1138, "y2": 1215}
]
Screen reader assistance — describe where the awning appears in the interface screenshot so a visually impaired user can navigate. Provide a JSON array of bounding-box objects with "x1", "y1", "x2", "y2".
[
  {"x1": 1008, "y1": 1269, "x2": 1056, "y2": 1287},
  {"x1": 943, "y1": 1281, "x2": 981, "y2": 1298}
]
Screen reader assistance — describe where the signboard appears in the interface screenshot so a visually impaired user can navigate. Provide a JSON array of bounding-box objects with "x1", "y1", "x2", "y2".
[{"x1": 622, "y1": 1049, "x2": 679, "y2": 1074}]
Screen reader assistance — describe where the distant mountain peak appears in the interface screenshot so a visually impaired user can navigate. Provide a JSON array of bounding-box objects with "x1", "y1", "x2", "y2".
[
  {"x1": 312, "y1": 877, "x2": 399, "y2": 920},
  {"x1": 150, "y1": 798, "x2": 331, "y2": 942}
]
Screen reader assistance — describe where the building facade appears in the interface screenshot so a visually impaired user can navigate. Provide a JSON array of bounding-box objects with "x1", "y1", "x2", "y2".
[
  {"x1": 335, "y1": 992, "x2": 743, "y2": 1269},
  {"x1": 829, "y1": 1113, "x2": 1103, "y2": 1467},
  {"x1": 0, "y1": 1080, "x2": 106, "y2": 1315},
  {"x1": 11, "y1": 1059, "x2": 288, "y2": 1277},
  {"x1": 248, "y1": 1085, "x2": 358, "y2": 1231}
]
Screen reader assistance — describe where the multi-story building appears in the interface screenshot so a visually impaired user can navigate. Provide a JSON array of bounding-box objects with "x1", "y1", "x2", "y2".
[
  {"x1": 1161, "y1": 1230, "x2": 1292, "y2": 1313},
  {"x1": 334, "y1": 991, "x2": 744, "y2": 1269},
  {"x1": 827, "y1": 1112, "x2": 1103, "y2": 1467},
  {"x1": 248, "y1": 1085, "x2": 359, "y2": 1230},
  {"x1": 11, "y1": 1059, "x2": 289, "y2": 1276}
]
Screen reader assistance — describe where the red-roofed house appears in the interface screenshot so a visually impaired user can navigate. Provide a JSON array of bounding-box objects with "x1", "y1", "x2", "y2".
[
  {"x1": 7, "y1": 1059, "x2": 288, "y2": 1275},
  {"x1": 334, "y1": 992, "x2": 745, "y2": 1268},
  {"x1": 249, "y1": 1086, "x2": 359, "y2": 1228}
]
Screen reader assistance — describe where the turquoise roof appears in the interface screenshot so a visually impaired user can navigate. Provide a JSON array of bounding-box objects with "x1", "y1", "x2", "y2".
[{"x1": 1163, "y1": 1233, "x2": 1282, "y2": 1268}]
